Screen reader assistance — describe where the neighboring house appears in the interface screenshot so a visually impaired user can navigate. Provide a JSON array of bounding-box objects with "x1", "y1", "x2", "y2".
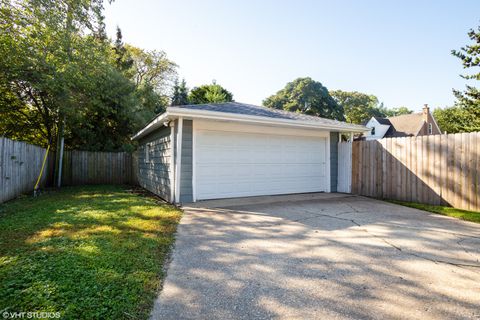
[
  {"x1": 132, "y1": 102, "x2": 367, "y2": 203},
  {"x1": 362, "y1": 104, "x2": 441, "y2": 140}
]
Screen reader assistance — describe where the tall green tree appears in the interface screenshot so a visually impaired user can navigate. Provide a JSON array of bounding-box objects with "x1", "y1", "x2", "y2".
[
  {"x1": 452, "y1": 24, "x2": 480, "y2": 110},
  {"x1": 0, "y1": 0, "x2": 109, "y2": 147},
  {"x1": 188, "y1": 82, "x2": 233, "y2": 104},
  {"x1": 263, "y1": 77, "x2": 344, "y2": 120},
  {"x1": 171, "y1": 79, "x2": 189, "y2": 105},
  {"x1": 435, "y1": 23, "x2": 480, "y2": 133},
  {"x1": 124, "y1": 44, "x2": 177, "y2": 114},
  {"x1": 0, "y1": 0, "x2": 178, "y2": 151},
  {"x1": 113, "y1": 26, "x2": 133, "y2": 72}
]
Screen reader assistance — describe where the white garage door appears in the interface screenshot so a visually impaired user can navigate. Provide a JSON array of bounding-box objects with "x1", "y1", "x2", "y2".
[{"x1": 195, "y1": 129, "x2": 329, "y2": 200}]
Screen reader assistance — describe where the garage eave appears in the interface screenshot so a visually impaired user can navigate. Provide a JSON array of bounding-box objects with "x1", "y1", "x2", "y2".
[
  {"x1": 132, "y1": 106, "x2": 369, "y2": 140},
  {"x1": 167, "y1": 107, "x2": 369, "y2": 133},
  {"x1": 131, "y1": 112, "x2": 170, "y2": 141}
]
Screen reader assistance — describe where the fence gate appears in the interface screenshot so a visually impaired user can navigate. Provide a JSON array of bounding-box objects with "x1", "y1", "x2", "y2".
[{"x1": 337, "y1": 141, "x2": 352, "y2": 193}]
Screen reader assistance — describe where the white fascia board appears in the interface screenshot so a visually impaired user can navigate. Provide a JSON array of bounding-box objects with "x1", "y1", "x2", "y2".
[
  {"x1": 168, "y1": 107, "x2": 369, "y2": 133},
  {"x1": 132, "y1": 107, "x2": 370, "y2": 140},
  {"x1": 131, "y1": 112, "x2": 169, "y2": 140}
]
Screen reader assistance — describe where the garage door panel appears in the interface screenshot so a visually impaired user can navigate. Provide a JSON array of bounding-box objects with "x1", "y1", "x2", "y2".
[{"x1": 195, "y1": 129, "x2": 328, "y2": 200}]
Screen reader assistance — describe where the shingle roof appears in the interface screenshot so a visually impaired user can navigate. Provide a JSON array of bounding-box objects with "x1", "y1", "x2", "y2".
[
  {"x1": 373, "y1": 116, "x2": 392, "y2": 126},
  {"x1": 385, "y1": 113, "x2": 425, "y2": 137},
  {"x1": 132, "y1": 102, "x2": 368, "y2": 140},
  {"x1": 170, "y1": 102, "x2": 366, "y2": 130}
]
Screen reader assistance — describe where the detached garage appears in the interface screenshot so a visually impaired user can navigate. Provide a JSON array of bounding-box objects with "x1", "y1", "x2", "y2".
[{"x1": 132, "y1": 102, "x2": 367, "y2": 203}]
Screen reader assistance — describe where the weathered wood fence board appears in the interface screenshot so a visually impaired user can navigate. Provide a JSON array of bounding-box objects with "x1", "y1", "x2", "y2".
[
  {"x1": 350, "y1": 132, "x2": 480, "y2": 212},
  {"x1": 0, "y1": 137, "x2": 53, "y2": 203},
  {"x1": 61, "y1": 150, "x2": 137, "y2": 186}
]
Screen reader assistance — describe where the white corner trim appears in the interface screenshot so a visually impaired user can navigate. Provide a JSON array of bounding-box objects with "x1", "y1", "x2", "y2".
[
  {"x1": 192, "y1": 120, "x2": 197, "y2": 202},
  {"x1": 169, "y1": 121, "x2": 176, "y2": 203},
  {"x1": 326, "y1": 134, "x2": 331, "y2": 193},
  {"x1": 175, "y1": 117, "x2": 183, "y2": 203}
]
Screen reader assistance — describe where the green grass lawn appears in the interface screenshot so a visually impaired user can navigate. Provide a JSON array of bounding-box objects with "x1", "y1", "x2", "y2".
[
  {"x1": 390, "y1": 200, "x2": 480, "y2": 223},
  {"x1": 0, "y1": 185, "x2": 182, "y2": 319}
]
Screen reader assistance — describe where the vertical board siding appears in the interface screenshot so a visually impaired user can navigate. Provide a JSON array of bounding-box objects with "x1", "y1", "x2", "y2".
[
  {"x1": 350, "y1": 132, "x2": 480, "y2": 212},
  {"x1": 337, "y1": 142, "x2": 352, "y2": 193},
  {"x1": 0, "y1": 137, "x2": 53, "y2": 203},
  {"x1": 60, "y1": 150, "x2": 135, "y2": 186}
]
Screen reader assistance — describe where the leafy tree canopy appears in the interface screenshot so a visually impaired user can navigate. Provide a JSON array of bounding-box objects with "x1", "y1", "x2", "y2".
[
  {"x1": 329, "y1": 90, "x2": 380, "y2": 124},
  {"x1": 0, "y1": 0, "x2": 109, "y2": 147},
  {"x1": 329, "y1": 90, "x2": 414, "y2": 124},
  {"x1": 434, "y1": 106, "x2": 480, "y2": 133},
  {"x1": 188, "y1": 82, "x2": 233, "y2": 104},
  {"x1": 0, "y1": 1, "x2": 177, "y2": 151},
  {"x1": 263, "y1": 77, "x2": 344, "y2": 120},
  {"x1": 383, "y1": 106, "x2": 413, "y2": 117}
]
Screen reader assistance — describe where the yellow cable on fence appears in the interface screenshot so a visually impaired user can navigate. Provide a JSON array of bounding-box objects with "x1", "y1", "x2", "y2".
[{"x1": 34, "y1": 144, "x2": 50, "y2": 194}]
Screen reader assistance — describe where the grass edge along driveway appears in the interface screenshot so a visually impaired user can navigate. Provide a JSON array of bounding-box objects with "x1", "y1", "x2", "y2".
[
  {"x1": 389, "y1": 200, "x2": 480, "y2": 223},
  {"x1": 0, "y1": 185, "x2": 182, "y2": 319}
]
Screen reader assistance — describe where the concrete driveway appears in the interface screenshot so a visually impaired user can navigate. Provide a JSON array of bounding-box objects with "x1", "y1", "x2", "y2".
[{"x1": 151, "y1": 193, "x2": 480, "y2": 320}]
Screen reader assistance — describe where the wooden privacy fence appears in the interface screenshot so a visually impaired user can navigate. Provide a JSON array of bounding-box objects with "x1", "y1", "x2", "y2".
[
  {"x1": 0, "y1": 137, "x2": 139, "y2": 204},
  {"x1": 0, "y1": 137, "x2": 53, "y2": 203},
  {"x1": 61, "y1": 150, "x2": 137, "y2": 186},
  {"x1": 351, "y1": 132, "x2": 480, "y2": 212}
]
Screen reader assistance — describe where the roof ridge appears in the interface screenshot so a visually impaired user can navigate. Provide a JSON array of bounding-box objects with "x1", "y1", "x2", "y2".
[{"x1": 387, "y1": 112, "x2": 422, "y2": 119}]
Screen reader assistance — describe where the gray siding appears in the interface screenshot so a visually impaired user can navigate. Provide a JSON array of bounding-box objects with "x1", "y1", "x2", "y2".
[
  {"x1": 137, "y1": 126, "x2": 172, "y2": 201},
  {"x1": 179, "y1": 120, "x2": 193, "y2": 203},
  {"x1": 330, "y1": 132, "x2": 339, "y2": 192}
]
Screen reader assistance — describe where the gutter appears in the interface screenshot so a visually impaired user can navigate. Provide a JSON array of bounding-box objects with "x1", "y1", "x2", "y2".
[{"x1": 131, "y1": 112, "x2": 169, "y2": 141}]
